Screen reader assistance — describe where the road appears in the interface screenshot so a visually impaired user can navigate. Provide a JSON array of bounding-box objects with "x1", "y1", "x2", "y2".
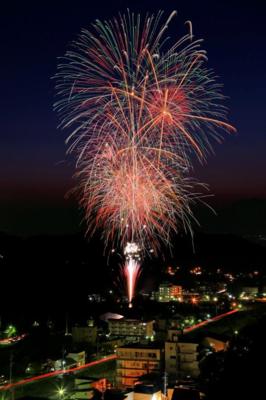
[
  {"x1": 0, "y1": 354, "x2": 117, "y2": 392},
  {"x1": 0, "y1": 334, "x2": 27, "y2": 346},
  {"x1": 183, "y1": 309, "x2": 239, "y2": 334}
]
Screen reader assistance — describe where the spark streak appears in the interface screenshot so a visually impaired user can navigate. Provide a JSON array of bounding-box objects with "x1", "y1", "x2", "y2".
[{"x1": 124, "y1": 258, "x2": 141, "y2": 307}]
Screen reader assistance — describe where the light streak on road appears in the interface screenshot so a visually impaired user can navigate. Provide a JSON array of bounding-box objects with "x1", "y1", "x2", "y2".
[
  {"x1": 0, "y1": 334, "x2": 27, "y2": 346},
  {"x1": 0, "y1": 354, "x2": 117, "y2": 391},
  {"x1": 184, "y1": 309, "x2": 239, "y2": 334}
]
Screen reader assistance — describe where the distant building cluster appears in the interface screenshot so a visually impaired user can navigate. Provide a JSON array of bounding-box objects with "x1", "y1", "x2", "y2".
[
  {"x1": 13, "y1": 261, "x2": 266, "y2": 400},
  {"x1": 151, "y1": 283, "x2": 183, "y2": 302}
]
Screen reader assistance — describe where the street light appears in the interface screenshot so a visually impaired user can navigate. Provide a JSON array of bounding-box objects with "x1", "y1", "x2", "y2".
[
  {"x1": 213, "y1": 297, "x2": 218, "y2": 315},
  {"x1": 57, "y1": 387, "x2": 66, "y2": 399},
  {"x1": 191, "y1": 297, "x2": 198, "y2": 305}
]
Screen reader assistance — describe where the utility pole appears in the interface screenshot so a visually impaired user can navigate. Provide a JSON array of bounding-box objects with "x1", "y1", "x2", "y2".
[
  {"x1": 62, "y1": 348, "x2": 67, "y2": 370},
  {"x1": 9, "y1": 352, "x2": 14, "y2": 400},
  {"x1": 176, "y1": 341, "x2": 181, "y2": 383},
  {"x1": 162, "y1": 371, "x2": 168, "y2": 399},
  {"x1": 96, "y1": 335, "x2": 99, "y2": 358},
  {"x1": 65, "y1": 312, "x2": 71, "y2": 337},
  {"x1": 101, "y1": 381, "x2": 105, "y2": 400},
  {"x1": 65, "y1": 313, "x2": 69, "y2": 336},
  {"x1": 9, "y1": 352, "x2": 13, "y2": 384}
]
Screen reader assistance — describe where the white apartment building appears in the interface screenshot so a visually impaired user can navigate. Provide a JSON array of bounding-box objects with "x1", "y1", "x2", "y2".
[{"x1": 108, "y1": 319, "x2": 154, "y2": 339}]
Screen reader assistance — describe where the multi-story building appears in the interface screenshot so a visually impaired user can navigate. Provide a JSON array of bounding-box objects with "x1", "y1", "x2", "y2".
[
  {"x1": 72, "y1": 326, "x2": 97, "y2": 345},
  {"x1": 241, "y1": 286, "x2": 259, "y2": 298},
  {"x1": 165, "y1": 331, "x2": 200, "y2": 378},
  {"x1": 153, "y1": 283, "x2": 183, "y2": 302},
  {"x1": 108, "y1": 319, "x2": 154, "y2": 340},
  {"x1": 132, "y1": 384, "x2": 162, "y2": 400},
  {"x1": 203, "y1": 334, "x2": 229, "y2": 352},
  {"x1": 116, "y1": 343, "x2": 163, "y2": 387},
  {"x1": 171, "y1": 285, "x2": 182, "y2": 298},
  {"x1": 158, "y1": 283, "x2": 171, "y2": 302},
  {"x1": 99, "y1": 337, "x2": 125, "y2": 354}
]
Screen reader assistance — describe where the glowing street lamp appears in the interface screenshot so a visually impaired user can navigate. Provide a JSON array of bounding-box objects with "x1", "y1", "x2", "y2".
[
  {"x1": 57, "y1": 387, "x2": 66, "y2": 399},
  {"x1": 213, "y1": 297, "x2": 218, "y2": 315}
]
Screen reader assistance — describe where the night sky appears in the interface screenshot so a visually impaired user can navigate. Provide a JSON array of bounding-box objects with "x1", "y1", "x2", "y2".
[{"x1": 1, "y1": 0, "x2": 266, "y2": 236}]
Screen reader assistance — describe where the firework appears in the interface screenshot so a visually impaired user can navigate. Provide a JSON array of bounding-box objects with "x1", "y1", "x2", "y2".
[
  {"x1": 123, "y1": 242, "x2": 141, "y2": 307},
  {"x1": 124, "y1": 259, "x2": 141, "y2": 308},
  {"x1": 55, "y1": 11, "x2": 235, "y2": 260}
]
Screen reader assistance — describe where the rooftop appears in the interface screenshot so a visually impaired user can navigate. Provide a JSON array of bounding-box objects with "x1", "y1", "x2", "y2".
[
  {"x1": 117, "y1": 341, "x2": 164, "y2": 350},
  {"x1": 171, "y1": 387, "x2": 200, "y2": 400},
  {"x1": 134, "y1": 384, "x2": 161, "y2": 394},
  {"x1": 109, "y1": 318, "x2": 154, "y2": 323}
]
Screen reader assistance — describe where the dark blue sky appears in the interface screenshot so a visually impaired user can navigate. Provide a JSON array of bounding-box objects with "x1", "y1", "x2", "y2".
[{"x1": 1, "y1": 0, "x2": 265, "y2": 235}]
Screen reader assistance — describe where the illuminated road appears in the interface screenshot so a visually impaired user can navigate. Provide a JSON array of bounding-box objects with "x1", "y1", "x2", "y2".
[
  {"x1": 0, "y1": 334, "x2": 27, "y2": 346},
  {"x1": 0, "y1": 354, "x2": 117, "y2": 391},
  {"x1": 184, "y1": 309, "x2": 239, "y2": 334}
]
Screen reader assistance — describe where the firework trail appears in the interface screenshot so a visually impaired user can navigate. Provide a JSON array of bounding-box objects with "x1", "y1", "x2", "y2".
[
  {"x1": 55, "y1": 11, "x2": 235, "y2": 302},
  {"x1": 124, "y1": 259, "x2": 141, "y2": 308},
  {"x1": 123, "y1": 242, "x2": 141, "y2": 307}
]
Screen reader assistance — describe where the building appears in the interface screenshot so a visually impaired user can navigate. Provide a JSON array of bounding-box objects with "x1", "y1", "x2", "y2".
[
  {"x1": 126, "y1": 384, "x2": 163, "y2": 400},
  {"x1": 99, "y1": 337, "x2": 125, "y2": 354},
  {"x1": 168, "y1": 315, "x2": 185, "y2": 330},
  {"x1": 203, "y1": 334, "x2": 230, "y2": 352},
  {"x1": 72, "y1": 326, "x2": 97, "y2": 345},
  {"x1": 240, "y1": 286, "x2": 259, "y2": 299},
  {"x1": 182, "y1": 291, "x2": 200, "y2": 304},
  {"x1": 67, "y1": 351, "x2": 86, "y2": 366},
  {"x1": 152, "y1": 283, "x2": 183, "y2": 302},
  {"x1": 88, "y1": 293, "x2": 104, "y2": 303},
  {"x1": 73, "y1": 377, "x2": 112, "y2": 399},
  {"x1": 154, "y1": 319, "x2": 169, "y2": 341},
  {"x1": 170, "y1": 285, "x2": 183, "y2": 300},
  {"x1": 165, "y1": 341, "x2": 200, "y2": 378},
  {"x1": 165, "y1": 331, "x2": 200, "y2": 378},
  {"x1": 158, "y1": 283, "x2": 171, "y2": 302},
  {"x1": 170, "y1": 387, "x2": 200, "y2": 400},
  {"x1": 116, "y1": 343, "x2": 163, "y2": 387},
  {"x1": 108, "y1": 319, "x2": 154, "y2": 341}
]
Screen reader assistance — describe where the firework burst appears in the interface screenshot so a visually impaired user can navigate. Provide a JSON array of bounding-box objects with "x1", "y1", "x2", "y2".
[{"x1": 55, "y1": 11, "x2": 235, "y2": 299}]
